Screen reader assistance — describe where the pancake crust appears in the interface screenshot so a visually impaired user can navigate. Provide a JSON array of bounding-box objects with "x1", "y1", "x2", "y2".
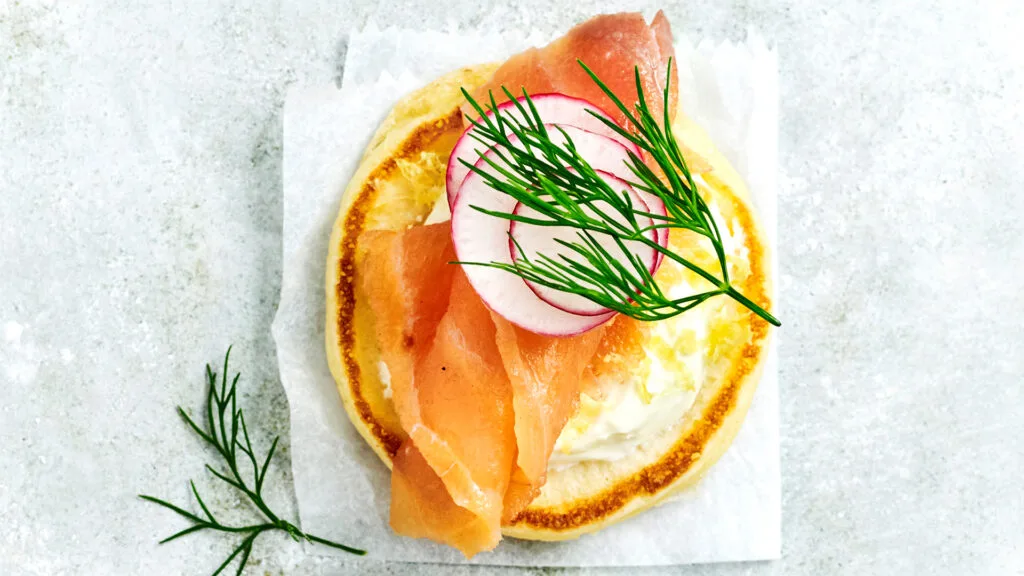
[{"x1": 325, "y1": 64, "x2": 774, "y2": 540}]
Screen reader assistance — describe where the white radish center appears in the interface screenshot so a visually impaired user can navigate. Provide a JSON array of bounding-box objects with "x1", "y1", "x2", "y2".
[
  {"x1": 452, "y1": 168, "x2": 614, "y2": 336},
  {"x1": 509, "y1": 171, "x2": 659, "y2": 316}
]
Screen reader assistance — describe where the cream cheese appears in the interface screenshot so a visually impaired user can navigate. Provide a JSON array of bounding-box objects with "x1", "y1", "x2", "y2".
[
  {"x1": 377, "y1": 360, "x2": 393, "y2": 399},
  {"x1": 548, "y1": 187, "x2": 745, "y2": 467},
  {"x1": 423, "y1": 194, "x2": 451, "y2": 224},
  {"x1": 548, "y1": 302, "x2": 709, "y2": 467}
]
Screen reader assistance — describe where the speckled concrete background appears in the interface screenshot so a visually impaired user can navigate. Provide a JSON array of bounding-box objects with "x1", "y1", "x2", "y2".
[{"x1": 1, "y1": 1, "x2": 1022, "y2": 575}]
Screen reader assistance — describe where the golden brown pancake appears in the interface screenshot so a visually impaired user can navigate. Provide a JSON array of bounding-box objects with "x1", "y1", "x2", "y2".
[{"x1": 325, "y1": 64, "x2": 774, "y2": 540}]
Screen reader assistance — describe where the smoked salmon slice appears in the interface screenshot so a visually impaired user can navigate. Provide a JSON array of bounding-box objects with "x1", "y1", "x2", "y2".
[
  {"x1": 387, "y1": 269, "x2": 519, "y2": 557},
  {"x1": 390, "y1": 441, "x2": 499, "y2": 555},
  {"x1": 471, "y1": 11, "x2": 679, "y2": 130},
  {"x1": 360, "y1": 225, "x2": 600, "y2": 551},
  {"x1": 362, "y1": 224, "x2": 515, "y2": 556},
  {"x1": 359, "y1": 223, "x2": 457, "y2": 423},
  {"x1": 491, "y1": 315, "x2": 606, "y2": 521}
]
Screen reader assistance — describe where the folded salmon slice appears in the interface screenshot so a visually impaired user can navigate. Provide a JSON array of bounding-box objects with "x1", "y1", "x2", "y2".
[
  {"x1": 360, "y1": 222, "x2": 604, "y2": 553},
  {"x1": 491, "y1": 315, "x2": 606, "y2": 521},
  {"x1": 362, "y1": 225, "x2": 519, "y2": 556},
  {"x1": 402, "y1": 270, "x2": 515, "y2": 525},
  {"x1": 390, "y1": 441, "x2": 499, "y2": 555},
  {"x1": 471, "y1": 11, "x2": 679, "y2": 129},
  {"x1": 372, "y1": 257, "x2": 516, "y2": 557},
  {"x1": 359, "y1": 223, "x2": 457, "y2": 423}
]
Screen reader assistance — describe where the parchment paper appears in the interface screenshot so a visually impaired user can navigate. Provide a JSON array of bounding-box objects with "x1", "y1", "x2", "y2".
[{"x1": 272, "y1": 25, "x2": 780, "y2": 566}]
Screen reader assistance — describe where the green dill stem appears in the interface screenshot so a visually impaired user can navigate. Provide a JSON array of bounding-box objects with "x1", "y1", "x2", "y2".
[
  {"x1": 725, "y1": 285, "x2": 780, "y2": 326},
  {"x1": 141, "y1": 348, "x2": 365, "y2": 576}
]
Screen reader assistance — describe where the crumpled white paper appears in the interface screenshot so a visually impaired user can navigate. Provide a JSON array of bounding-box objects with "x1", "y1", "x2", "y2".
[{"x1": 273, "y1": 25, "x2": 779, "y2": 567}]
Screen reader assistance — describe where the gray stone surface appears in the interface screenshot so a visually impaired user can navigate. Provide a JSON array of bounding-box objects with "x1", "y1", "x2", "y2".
[{"x1": 1, "y1": 0, "x2": 1022, "y2": 574}]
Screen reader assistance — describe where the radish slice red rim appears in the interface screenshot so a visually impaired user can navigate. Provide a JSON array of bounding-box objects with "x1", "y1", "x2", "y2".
[
  {"x1": 628, "y1": 182, "x2": 669, "y2": 271},
  {"x1": 446, "y1": 93, "x2": 640, "y2": 208},
  {"x1": 509, "y1": 171, "x2": 660, "y2": 316},
  {"x1": 452, "y1": 167, "x2": 614, "y2": 337}
]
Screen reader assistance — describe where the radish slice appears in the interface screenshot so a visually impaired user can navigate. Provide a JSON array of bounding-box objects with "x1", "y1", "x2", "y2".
[
  {"x1": 510, "y1": 172, "x2": 659, "y2": 316},
  {"x1": 446, "y1": 94, "x2": 640, "y2": 207},
  {"x1": 452, "y1": 167, "x2": 614, "y2": 337}
]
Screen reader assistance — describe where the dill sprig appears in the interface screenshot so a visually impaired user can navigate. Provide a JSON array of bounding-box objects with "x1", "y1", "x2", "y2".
[
  {"x1": 140, "y1": 347, "x2": 365, "y2": 575},
  {"x1": 457, "y1": 60, "x2": 780, "y2": 327}
]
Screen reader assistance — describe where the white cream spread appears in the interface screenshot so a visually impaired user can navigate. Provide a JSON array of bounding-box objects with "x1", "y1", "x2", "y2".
[
  {"x1": 423, "y1": 195, "x2": 451, "y2": 224},
  {"x1": 377, "y1": 361, "x2": 393, "y2": 399},
  {"x1": 548, "y1": 301, "x2": 709, "y2": 467},
  {"x1": 549, "y1": 179, "x2": 747, "y2": 468}
]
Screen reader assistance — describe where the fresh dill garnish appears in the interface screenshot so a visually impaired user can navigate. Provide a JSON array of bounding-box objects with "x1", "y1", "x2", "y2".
[
  {"x1": 139, "y1": 347, "x2": 365, "y2": 575},
  {"x1": 456, "y1": 60, "x2": 780, "y2": 327}
]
